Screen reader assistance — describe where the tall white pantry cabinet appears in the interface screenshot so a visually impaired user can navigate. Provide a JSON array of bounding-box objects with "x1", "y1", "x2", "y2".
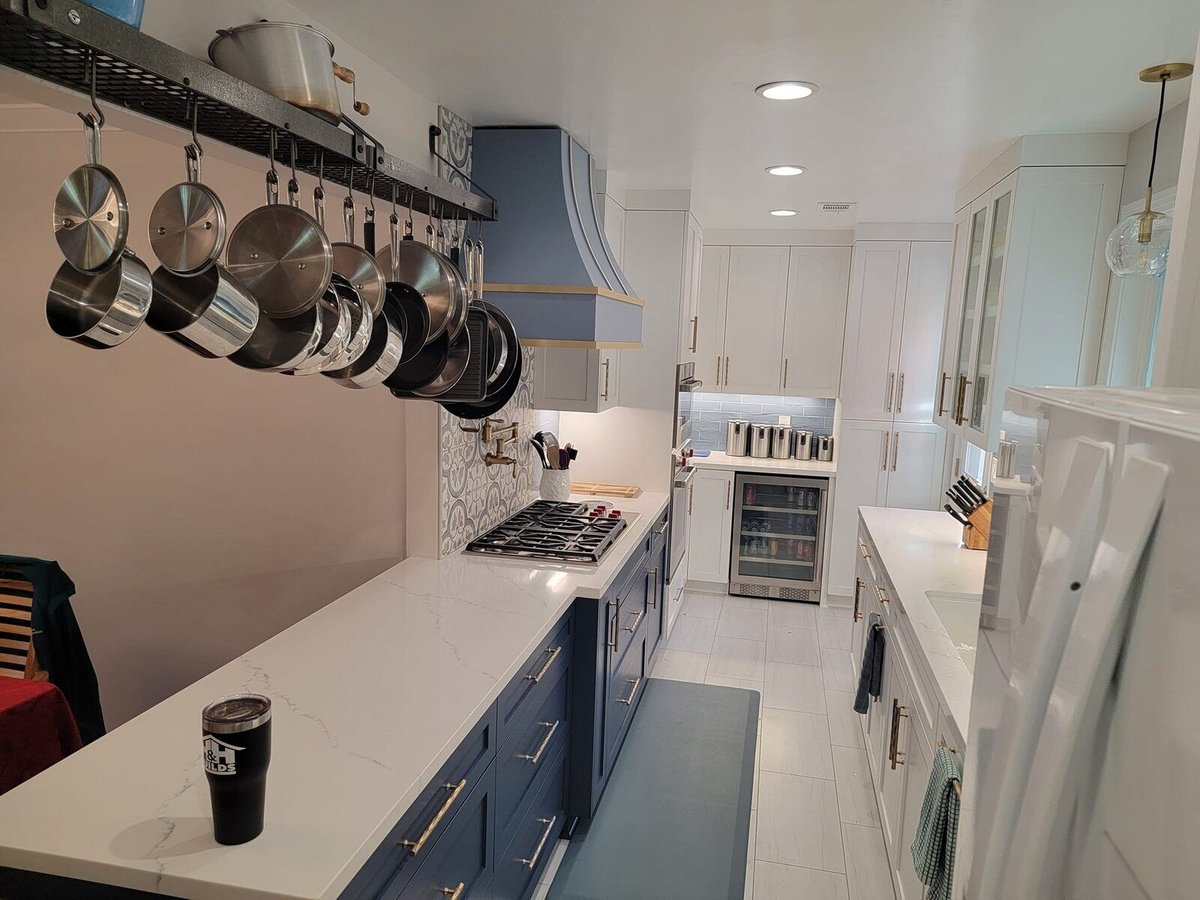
[{"x1": 828, "y1": 238, "x2": 951, "y2": 601}]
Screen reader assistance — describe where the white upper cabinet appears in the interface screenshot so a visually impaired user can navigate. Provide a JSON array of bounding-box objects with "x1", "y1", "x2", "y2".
[
  {"x1": 721, "y1": 246, "x2": 790, "y2": 394},
  {"x1": 696, "y1": 244, "x2": 850, "y2": 396},
  {"x1": 841, "y1": 242, "x2": 910, "y2": 421},
  {"x1": 678, "y1": 216, "x2": 704, "y2": 363},
  {"x1": 895, "y1": 242, "x2": 952, "y2": 423},
  {"x1": 695, "y1": 245, "x2": 729, "y2": 390},
  {"x1": 780, "y1": 247, "x2": 851, "y2": 398},
  {"x1": 939, "y1": 153, "x2": 1124, "y2": 449}
]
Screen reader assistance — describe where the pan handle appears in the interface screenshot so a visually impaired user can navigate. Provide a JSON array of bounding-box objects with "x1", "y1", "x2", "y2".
[
  {"x1": 364, "y1": 208, "x2": 376, "y2": 255},
  {"x1": 343, "y1": 196, "x2": 355, "y2": 243},
  {"x1": 389, "y1": 212, "x2": 401, "y2": 281}
]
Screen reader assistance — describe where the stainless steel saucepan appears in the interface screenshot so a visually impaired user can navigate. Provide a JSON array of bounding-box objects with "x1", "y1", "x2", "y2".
[
  {"x1": 330, "y1": 179, "x2": 386, "y2": 319},
  {"x1": 324, "y1": 299, "x2": 404, "y2": 389},
  {"x1": 229, "y1": 303, "x2": 324, "y2": 372},
  {"x1": 46, "y1": 249, "x2": 152, "y2": 349},
  {"x1": 148, "y1": 107, "x2": 226, "y2": 276},
  {"x1": 148, "y1": 264, "x2": 259, "y2": 358},
  {"x1": 288, "y1": 285, "x2": 352, "y2": 376}
]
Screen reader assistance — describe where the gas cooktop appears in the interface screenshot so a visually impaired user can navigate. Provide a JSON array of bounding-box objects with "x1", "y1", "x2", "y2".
[{"x1": 465, "y1": 500, "x2": 632, "y2": 564}]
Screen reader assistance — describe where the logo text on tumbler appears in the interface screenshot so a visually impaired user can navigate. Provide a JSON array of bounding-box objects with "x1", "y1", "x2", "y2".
[{"x1": 204, "y1": 734, "x2": 245, "y2": 775}]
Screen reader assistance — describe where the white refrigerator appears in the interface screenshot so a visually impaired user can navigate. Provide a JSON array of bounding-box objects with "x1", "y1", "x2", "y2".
[{"x1": 963, "y1": 386, "x2": 1200, "y2": 900}]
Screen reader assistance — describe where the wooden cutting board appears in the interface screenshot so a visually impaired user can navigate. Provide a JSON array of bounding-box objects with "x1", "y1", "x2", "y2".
[{"x1": 571, "y1": 482, "x2": 642, "y2": 498}]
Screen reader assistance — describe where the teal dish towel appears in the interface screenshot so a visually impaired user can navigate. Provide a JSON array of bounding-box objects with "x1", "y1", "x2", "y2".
[{"x1": 910, "y1": 746, "x2": 961, "y2": 900}]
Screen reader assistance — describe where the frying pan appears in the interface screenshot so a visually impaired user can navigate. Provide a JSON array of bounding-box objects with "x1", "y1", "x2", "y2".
[
  {"x1": 148, "y1": 107, "x2": 226, "y2": 276},
  {"x1": 226, "y1": 134, "x2": 331, "y2": 318},
  {"x1": 374, "y1": 198, "x2": 466, "y2": 341},
  {"x1": 382, "y1": 200, "x2": 431, "y2": 363},
  {"x1": 54, "y1": 90, "x2": 128, "y2": 274},
  {"x1": 409, "y1": 325, "x2": 471, "y2": 398},
  {"x1": 384, "y1": 329, "x2": 450, "y2": 392},
  {"x1": 228, "y1": 302, "x2": 324, "y2": 372},
  {"x1": 327, "y1": 273, "x2": 372, "y2": 369},
  {"x1": 324, "y1": 298, "x2": 404, "y2": 389},
  {"x1": 439, "y1": 340, "x2": 523, "y2": 420},
  {"x1": 331, "y1": 183, "x2": 386, "y2": 318}
]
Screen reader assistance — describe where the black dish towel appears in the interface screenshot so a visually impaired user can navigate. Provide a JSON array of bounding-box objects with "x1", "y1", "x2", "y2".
[{"x1": 854, "y1": 617, "x2": 886, "y2": 714}]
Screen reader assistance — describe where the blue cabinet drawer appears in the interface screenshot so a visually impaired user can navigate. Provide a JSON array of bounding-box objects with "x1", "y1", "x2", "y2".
[
  {"x1": 603, "y1": 635, "x2": 645, "y2": 771},
  {"x1": 605, "y1": 563, "x2": 648, "y2": 677},
  {"x1": 496, "y1": 665, "x2": 569, "y2": 842},
  {"x1": 492, "y1": 750, "x2": 567, "y2": 900},
  {"x1": 394, "y1": 761, "x2": 495, "y2": 900},
  {"x1": 341, "y1": 708, "x2": 497, "y2": 900},
  {"x1": 497, "y1": 614, "x2": 572, "y2": 747}
]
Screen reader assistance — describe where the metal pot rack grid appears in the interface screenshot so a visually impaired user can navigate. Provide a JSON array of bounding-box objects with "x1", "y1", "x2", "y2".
[{"x1": 0, "y1": 0, "x2": 497, "y2": 221}]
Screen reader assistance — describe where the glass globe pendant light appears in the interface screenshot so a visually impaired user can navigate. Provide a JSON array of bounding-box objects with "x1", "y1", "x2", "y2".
[{"x1": 1106, "y1": 62, "x2": 1194, "y2": 277}]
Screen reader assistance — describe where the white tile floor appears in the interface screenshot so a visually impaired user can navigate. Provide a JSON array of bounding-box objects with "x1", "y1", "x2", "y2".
[{"x1": 536, "y1": 588, "x2": 894, "y2": 900}]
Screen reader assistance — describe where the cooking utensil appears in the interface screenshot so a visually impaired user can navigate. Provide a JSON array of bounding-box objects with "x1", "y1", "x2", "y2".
[
  {"x1": 229, "y1": 303, "x2": 324, "y2": 372},
  {"x1": 955, "y1": 480, "x2": 982, "y2": 510},
  {"x1": 374, "y1": 195, "x2": 466, "y2": 341},
  {"x1": 148, "y1": 104, "x2": 226, "y2": 275},
  {"x1": 331, "y1": 177, "x2": 386, "y2": 318},
  {"x1": 46, "y1": 249, "x2": 151, "y2": 349},
  {"x1": 480, "y1": 300, "x2": 519, "y2": 391},
  {"x1": 946, "y1": 487, "x2": 976, "y2": 516},
  {"x1": 208, "y1": 21, "x2": 368, "y2": 124},
  {"x1": 324, "y1": 300, "x2": 404, "y2": 389},
  {"x1": 944, "y1": 504, "x2": 971, "y2": 527},
  {"x1": 148, "y1": 264, "x2": 258, "y2": 358},
  {"x1": 327, "y1": 274, "x2": 372, "y2": 369},
  {"x1": 439, "y1": 341, "x2": 523, "y2": 420},
  {"x1": 384, "y1": 191, "x2": 431, "y2": 363},
  {"x1": 226, "y1": 133, "x2": 332, "y2": 319},
  {"x1": 54, "y1": 64, "x2": 128, "y2": 274},
  {"x1": 289, "y1": 286, "x2": 351, "y2": 376}
]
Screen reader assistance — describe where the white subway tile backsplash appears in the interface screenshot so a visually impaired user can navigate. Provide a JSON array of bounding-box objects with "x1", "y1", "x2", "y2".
[{"x1": 692, "y1": 393, "x2": 836, "y2": 452}]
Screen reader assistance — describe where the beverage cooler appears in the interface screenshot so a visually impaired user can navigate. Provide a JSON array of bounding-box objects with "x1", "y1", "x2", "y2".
[{"x1": 730, "y1": 474, "x2": 828, "y2": 602}]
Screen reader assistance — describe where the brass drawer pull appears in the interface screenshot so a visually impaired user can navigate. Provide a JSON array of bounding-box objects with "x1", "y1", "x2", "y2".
[
  {"x1": 525, "y1": 645, "x2": 562, "y2": 684},
  {"x1": 858, "y1": 542, "x2": 870, "y2": 559},
  {"x1": 400, "y1": 778, "x2": 467, "y2": 855},
  {"x1": 653, "y1": 520, "x2": 669, "y2": 536},
  {"x1": 439, "y1": 882, "x2": 465, "y2": 899},
  {"x1": 518, "y1": 815, "x2": 558, "y2": 869},
  {"x1": 875, "y1": 585, "x2": 888, "y2": 604},
  {"x1": 622, "y1": 609, "x2": 645, "y2": 634},
  {"x1": 853, "y1": 578, "x2": 863, "y2": 622},
  {"x1": 889, "y1": 699, "x2": 908, "y2": 770},
  {"x1": 519, "y1": 720, "x2": 560, "y2": 765},
  {"x1": 618, "y1": 676, "x2": 642, "y2": 705},
  {"x1": 937, "y1": 371, "x2": 950, "y2": 416}
]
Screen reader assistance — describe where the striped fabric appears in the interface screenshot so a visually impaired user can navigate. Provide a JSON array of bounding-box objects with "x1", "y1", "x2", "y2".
[
  {"x1": 910, "y1": 745, "x2": 961, "y2": 900},
  {"x1": 0, "y1": 569, "x2": 36, "y2": 679}
]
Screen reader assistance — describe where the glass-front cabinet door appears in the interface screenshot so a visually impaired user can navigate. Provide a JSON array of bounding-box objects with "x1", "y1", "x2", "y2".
[
  {"x1": 952, "y1": 198, "x2": 990, "y2": 429},
  {"x1": 967, "y1": 175, "x2": 1016, "y2": 444},
  {"x1": 935, "y1": 207, "x2": 973, "y2": 430}
]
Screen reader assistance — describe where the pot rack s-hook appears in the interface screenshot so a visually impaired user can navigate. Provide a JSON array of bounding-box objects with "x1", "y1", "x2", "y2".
[
  {"x1": 185, "y1": 93, "x2": 203, "y2": 181},
  {"x1": 365, "y1": 170, "x2": 376, "y2": 227},
  {"x1": 313, "y1": 151, "x2": 327, "y2": 229},
  {"x1": 389, "y1": 181, "x2": 400, "y2": 232},
  {"x1": 405, "y1": 189, "x2": 416, "y2": 240},
  {"x1": 265, "y1": 128, "x2": 279, "y2": 204},
  {"x1": 343, "y1": 163, "x2": 357, "y2": 241},
  {"x1": 286, "y1": 136, "x2": 301, "y2": 207},
  {"x1": 78, "y1": 50, "x2": 104, "y2": 163}
]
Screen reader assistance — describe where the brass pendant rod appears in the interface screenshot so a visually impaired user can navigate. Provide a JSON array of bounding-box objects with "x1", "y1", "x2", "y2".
[{"x1": 1147, "y1": 73, "x2": 1168, "y2": 196}]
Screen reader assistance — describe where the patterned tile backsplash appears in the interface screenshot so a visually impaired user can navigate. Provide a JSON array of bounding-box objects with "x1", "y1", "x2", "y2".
[
  {"x1": 438, "y1": 348, "x2": 538, "y2": 557},
  {"x1": 692, "y1": 393, "x2": 836, "y2": 452}
]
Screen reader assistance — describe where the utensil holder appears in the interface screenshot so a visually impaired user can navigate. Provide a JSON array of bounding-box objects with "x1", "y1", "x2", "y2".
[
  {"x1": 540, "y1": 469, "x2": 572, "y2": 501},
  {"x1": 962, "y1": 499, "x2": 992, "y2": 551}
]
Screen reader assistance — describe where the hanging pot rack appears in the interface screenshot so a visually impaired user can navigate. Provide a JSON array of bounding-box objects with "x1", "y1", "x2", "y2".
[{"x1": 0, "y1": 0, "x2": 497, "y2": 221}]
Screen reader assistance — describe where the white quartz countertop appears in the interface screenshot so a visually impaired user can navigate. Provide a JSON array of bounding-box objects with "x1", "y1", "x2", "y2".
[
  {"x1": 858, "y1": 507, "x2": 986, "y2": 737},
  {"x1": 690, "y1": 450, "x2": 837, "y2": 477},
  {"x1": 0, "y1": 492, "x2": 669, "y2": 900}
]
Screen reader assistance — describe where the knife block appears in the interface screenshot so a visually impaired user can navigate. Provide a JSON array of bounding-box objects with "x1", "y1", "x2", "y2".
[{"x1": 962, "y1": 499, "x2": 992, "y2": 551}]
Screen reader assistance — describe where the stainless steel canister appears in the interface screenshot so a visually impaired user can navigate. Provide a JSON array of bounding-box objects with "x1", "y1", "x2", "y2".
[
  {"x1": 748, "y1": 424, "x2": 772, "y2": 458},
  {"x1": 726, "y1": 419, "x2": 750, "y2": 457},
  {"x1": 996, "y1": 438, "x2": 1018, "y2": 479},
  {"x1": 793, "y1": 431, "x2": 813, "y2": 461},
  {"x1": 816, "y1": 435, "x2": 835, "y2": 462},
  {"x1": 770, "y1": 425, "x2": 793, "y2": 459}
]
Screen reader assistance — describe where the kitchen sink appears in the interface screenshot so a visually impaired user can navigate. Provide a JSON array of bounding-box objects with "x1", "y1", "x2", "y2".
[{"x1": 925, "y1": 591, "x2": 983, "y2": 672}]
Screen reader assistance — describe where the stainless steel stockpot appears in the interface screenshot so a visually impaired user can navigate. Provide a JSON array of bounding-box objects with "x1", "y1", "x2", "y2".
[
  {"x1": 748, "y1": 424, "x2": 772, "y2": 459},
  {"x1": 148, "y1": 264, "x2": 259, "y2": 358},
  {"x1": 46, "y1": 250, "x2": 152, "y2": 349}
]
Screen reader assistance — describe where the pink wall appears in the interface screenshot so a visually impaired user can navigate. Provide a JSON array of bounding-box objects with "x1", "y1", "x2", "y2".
[{"x1": 0, "y1": 105, "x2": 408, "y2": 726}]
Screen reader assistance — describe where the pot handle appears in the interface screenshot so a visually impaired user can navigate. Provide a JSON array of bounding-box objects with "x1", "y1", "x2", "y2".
[
  {"x1": 364, "y1": 208, "x2": 376, "y2": 255},
  {"x1": 333, "y1": 62, "x2": 355, "y2": 84},
  {"x1": 332, "y1": 63, "x2": 370, "y2": 115}
]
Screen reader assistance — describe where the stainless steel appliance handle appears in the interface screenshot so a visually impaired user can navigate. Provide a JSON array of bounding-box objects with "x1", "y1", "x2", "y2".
[
  {"x1": 648, "y1": 567, "x2": 659, "y2": 608},
  {"x1": 725, "y1": 480, "x2": 731, "y2": 510}
]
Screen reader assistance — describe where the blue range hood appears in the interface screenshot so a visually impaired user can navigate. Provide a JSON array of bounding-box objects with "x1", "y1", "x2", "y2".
[{"x1": 472, "y1": 127, "x2": 644, "y2": 348}]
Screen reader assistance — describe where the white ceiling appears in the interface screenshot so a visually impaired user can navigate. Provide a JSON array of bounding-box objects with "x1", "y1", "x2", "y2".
[{"x1": 295, "y1": 0, "x2": 1200, "y2": 228}]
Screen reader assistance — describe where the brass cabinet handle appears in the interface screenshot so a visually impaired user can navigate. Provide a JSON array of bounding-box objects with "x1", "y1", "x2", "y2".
[
  {"x1": 622, "y1": 609, "x2": 645, "y2": 634},
  {"x1": 618, "y1": 676, "x2": 642, "y2": 705},
  {"x1": 875, "y1": 585, "x2": 888, "y2": 604},
  {"x1": 889, "y1": 699, "x2": 909, "y2": 769},
  {"x1": 519, "y1": 720, "x2": 560, "y2": 765},
  {"x1": 715, "y1": 355, "x2": 722, "y2": 386},
  {"x1": 725, "y1": 356, "x2": 730, "y2": 384},
  {"x1": 725, "y1": 480, "x2": 731, "y2": 510},
  {"x1": 859, "y1": 541, "x2": 870, "y2": 559},
  {"x1": 886, "y1": 372, "x2": 895, "y2": 412},
  {"x1": 880, "y1": 431, "x2": 889, "y2": 471},
  {"x1": 690, "y1": 315, "x2": 699, "y2": 352},
  {"x1": 853, "y1": 578, "x2": 864, "y2": 622},
  {"x1": 401, "y1": 778, "x2": 467, "y2": 855},
  {"x1": 937, "y1": 372, "x2": 950, "y2": 417},
  {"x1": 891, "y1": 430, "x2": 900, "y2": 471},
  {"x1": 525, "y1": 646, "x2": 562, "y2": 684},
  {"x1": 439, "y1": 883, "x2": 465, "y2": 900},
  {"x1": 648, "y1": 567, "x2": 659, "y2": 608},
  {"x1": 601, "y1": 358, "x2": 611, "y2": 401},
  {"x1": 897, "y1": 373, "x2": 905, "y2": 413},
  {"x1": 654, "y1": 519, "x2": 669, "y2": 536},
  {"x1": 782, "y1": 357, "x2": 789, "y2": 389},
  {"x1": 955, "y1": 375, "x2": 973, "y2": 426},
  {"x1": 518, "y1": 816, "x2": 558, "y2": 869}
]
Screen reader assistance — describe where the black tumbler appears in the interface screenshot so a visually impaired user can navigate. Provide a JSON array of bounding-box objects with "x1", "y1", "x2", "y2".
[{"x1": 202, "y1": 694, "x2": 272, "y2": 845}]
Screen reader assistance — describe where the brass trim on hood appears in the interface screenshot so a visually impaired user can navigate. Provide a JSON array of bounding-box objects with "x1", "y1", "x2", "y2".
[
  {"x1": 522, "y1": 339, "x2": 643, "y2": 349},
  {"x1": 482, "y1": 283, "x2": 645, "y2": 307}
]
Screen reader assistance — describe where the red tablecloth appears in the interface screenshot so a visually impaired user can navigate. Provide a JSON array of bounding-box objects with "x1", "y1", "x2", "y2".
[{"x1": 0, "y1": 678, "x2": 82, "y2": 795}]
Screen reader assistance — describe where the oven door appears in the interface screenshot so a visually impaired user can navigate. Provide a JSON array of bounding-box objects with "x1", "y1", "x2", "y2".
[
  {"x1": 673, "y1": 363, "x2": 702, "y2": 452},
  {"x1": 669, "y1": 465, "x2": 694, "y2": 581}
]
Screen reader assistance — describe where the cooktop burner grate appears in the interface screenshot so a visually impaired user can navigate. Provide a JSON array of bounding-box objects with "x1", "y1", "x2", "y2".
[{"x1": 466, "y1": 500, "x2": 628, "y2": 564}]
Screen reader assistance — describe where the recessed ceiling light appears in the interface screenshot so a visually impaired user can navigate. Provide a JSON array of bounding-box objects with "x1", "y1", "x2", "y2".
[
  {"x1": 755, "y1": 81, "x2": 819, "y2": 100},
  {"x1": 770, "y1": 209, "x2": 798, "y2": 217},
  {"x1": 766, "y1": 164, "x2": 806, "y2": 177}
]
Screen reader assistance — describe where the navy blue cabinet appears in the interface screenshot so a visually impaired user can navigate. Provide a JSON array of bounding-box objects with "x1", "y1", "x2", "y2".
[{"x1": 492, "y1": 749, "x2": 568, "y2": 900}]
